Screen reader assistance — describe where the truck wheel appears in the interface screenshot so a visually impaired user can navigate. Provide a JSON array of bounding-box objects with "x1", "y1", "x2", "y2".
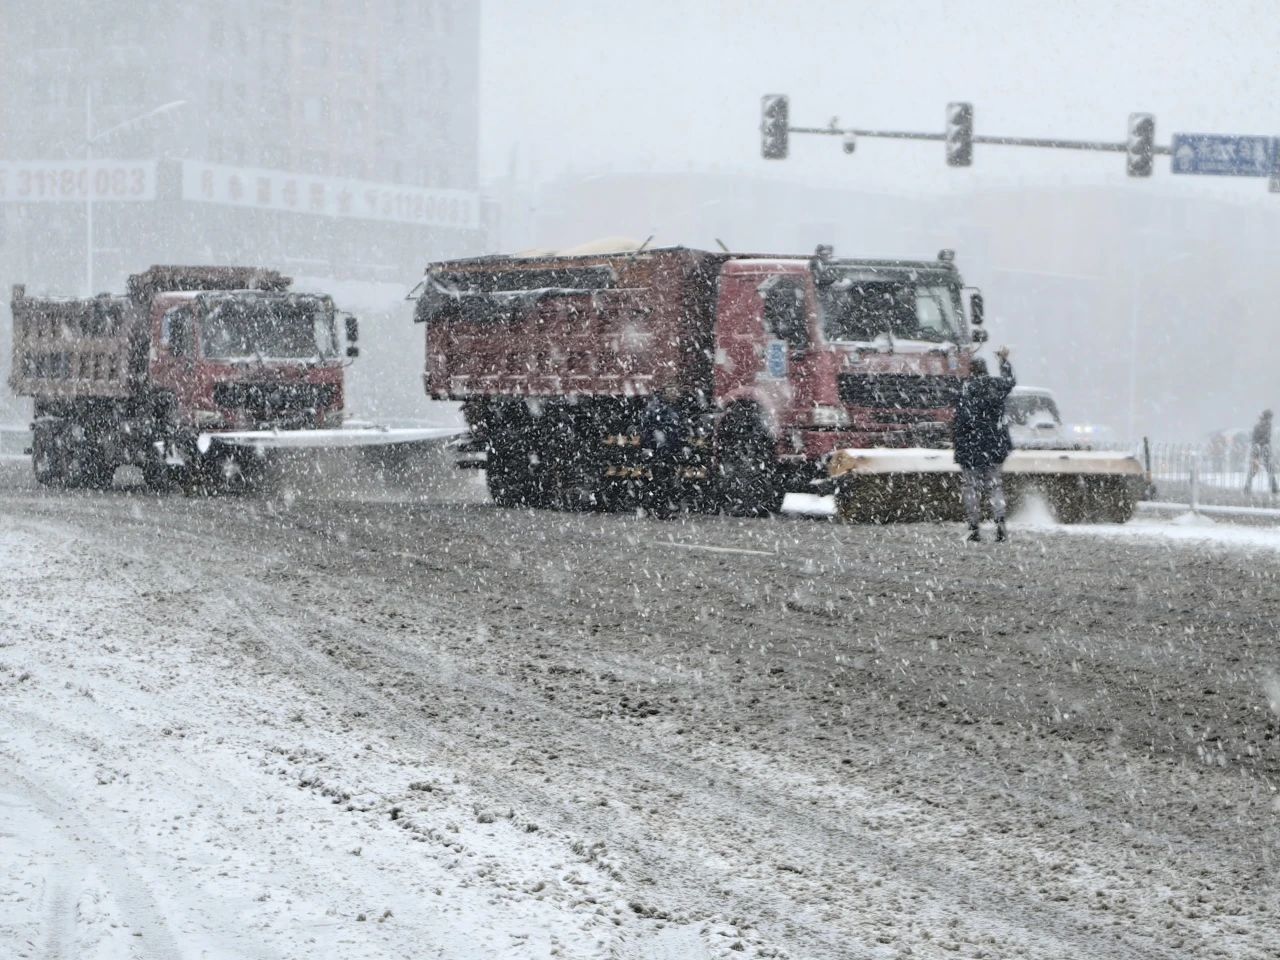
[
  {"x1": 715, "y1": 408, "x2": 783, "y2": 517},
  {"x1": 204, "y1": 446, "x2": 264, "y2": 495},
  {"x1": 835, "y1": 478, "x2": 873, "y2": 522},
  {"x1": 142, "y1": 456, "x2": 177, "y2": 493},
  {"x1": 555, "y1": 456, "x2": 601, "y2": 511},
  {"x1": 65, "y1": 442, "x2": 114, "y2": 490},
  {"x1": 486, "y1": 444, "x2": 534, "y2": 507},
  {"x1": 31, "y1": 426, "x2": 67, "y2": 487}
]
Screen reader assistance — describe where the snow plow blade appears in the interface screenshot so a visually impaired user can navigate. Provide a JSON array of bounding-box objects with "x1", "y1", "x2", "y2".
[
  {"x1": 828, "y1": 447, "x2": 1146, "y2": 524},
  {"x1": 199, "y1": 426, "x2": 468, "y2": 452}
]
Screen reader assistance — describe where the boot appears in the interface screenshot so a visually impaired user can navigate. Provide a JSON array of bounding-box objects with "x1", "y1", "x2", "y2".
[
  {"x1": 995, "y1": 520, "x2": 1007, "y2": 543},
  {"x1": 966, "y1": 524, "x2": 982, "y2": 543}
]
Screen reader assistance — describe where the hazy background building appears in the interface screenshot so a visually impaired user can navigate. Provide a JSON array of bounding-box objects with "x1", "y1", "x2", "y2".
[{"x1": 0, "y1": 0, "x2": 483, "y2": 423}]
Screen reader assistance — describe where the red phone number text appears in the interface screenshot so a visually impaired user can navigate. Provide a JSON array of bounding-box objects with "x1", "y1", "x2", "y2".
[{"x1": 0, "y1": 166, "x2": 151, "y2": 201}]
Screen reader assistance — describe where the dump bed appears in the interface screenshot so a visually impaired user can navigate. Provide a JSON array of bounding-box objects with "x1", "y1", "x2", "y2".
[
  {"x1": 418, "y1": 247, "x2": 725, "y2": 399},
  {"x1": 9, "y1": 286, "x2": 143, "y2": 399}
]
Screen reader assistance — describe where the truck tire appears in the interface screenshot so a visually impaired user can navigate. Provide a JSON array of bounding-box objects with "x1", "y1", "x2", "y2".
[
  {"x1": 31, "y1": 426, "x2": 67, "y2": 487},
  {"x1": 64, "y1": 441, "x2": 114, "y2": 490},
  {"x1": 715, "y1": 407, "x2": 783, "y2": 517},
  {"x1": 485, "y1": 442, "x2": 535, "y2": 507},
  {"x1": 205, "y1": 446, "x2": 265, "y2": 495},
  {"x1": 835, "y1": 478, "x2": 874, "y2": 522},
  {"x1": 142, "y1": 455, "x2": 177, "y2": 493}
]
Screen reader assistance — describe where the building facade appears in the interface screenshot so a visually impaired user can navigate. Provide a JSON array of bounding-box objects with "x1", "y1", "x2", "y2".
[
  {"x1": 0, "y1": 0, "x2": 484, "y2": 421},
  {"x1": 0, "y1": 0, "x2": 482, "y2": 295}
]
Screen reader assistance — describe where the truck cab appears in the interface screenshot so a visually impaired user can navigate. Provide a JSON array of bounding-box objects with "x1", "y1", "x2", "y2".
[
  {"x1": 149, "y1": 289, "x2": 346, "y2": 432},
  {"x1": 711, "y1": 250, "x2": 979, "y2": 482}
]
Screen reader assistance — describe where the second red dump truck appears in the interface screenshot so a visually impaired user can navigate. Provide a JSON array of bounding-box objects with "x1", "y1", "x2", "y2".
[
  {"x1": 417, "y1": 245, "x2": 965, "y2": 514},
  {"x1": 415, "y1": 243, "x2": 1144, "y2": 521}
]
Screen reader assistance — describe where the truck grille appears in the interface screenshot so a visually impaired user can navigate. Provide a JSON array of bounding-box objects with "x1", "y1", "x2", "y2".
[
  {"x1": 838, "y1": 373, "x2": 960, "y2": 410},
  {"x1": 213, "y1": 382, "x2": 338, "y2": 420}
]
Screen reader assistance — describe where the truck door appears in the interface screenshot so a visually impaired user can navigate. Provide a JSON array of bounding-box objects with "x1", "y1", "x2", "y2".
[
  {"x1": 713, "y1": 270, "x2": 810, "y2": 429},
  {"x1": 149, "y1": 301, "x2": 201, "y2": 422}
]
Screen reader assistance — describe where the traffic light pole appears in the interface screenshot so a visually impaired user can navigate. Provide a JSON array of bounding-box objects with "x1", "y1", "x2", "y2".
[
  {"x1": 761, "y1": 96, "x2": 1164, "y2": 176},
  {"x1": 789, "y1": 126, "x2": 1173, "y2": 155}
]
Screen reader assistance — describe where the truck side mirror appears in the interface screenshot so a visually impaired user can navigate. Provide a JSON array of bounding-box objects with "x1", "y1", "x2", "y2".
[
  {"x1": 971, "y1": 327, "x2": 989, "y2": 343},
  {"x1": 170, "y1": 314, "x2": 193, "y2": 358},
  {"x1": 969, "y1": 292, "x2": 984, "y2": 326},
  {"x1": 764, "y1": 283, "x2": 809, "y2": 351},
  {"x1": 344, "y1": 314, "x2": 359, "y2": 357}
]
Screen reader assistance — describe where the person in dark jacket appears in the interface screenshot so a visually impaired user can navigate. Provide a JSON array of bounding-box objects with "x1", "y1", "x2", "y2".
[
  {"x1": 639, "y1": 385, "x2": 690, "y2": 518},
  {"x1": 953, "y1": 347, "x2": 1016, "y2": 542},
  {"x1": 1245, "y1": 409, "x2": 1277, "y2": 494}
]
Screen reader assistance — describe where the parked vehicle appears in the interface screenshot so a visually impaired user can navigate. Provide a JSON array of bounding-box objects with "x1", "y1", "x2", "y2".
[{"x1": 1006, "y1": 386, "x2": 1067, "y2": 449}]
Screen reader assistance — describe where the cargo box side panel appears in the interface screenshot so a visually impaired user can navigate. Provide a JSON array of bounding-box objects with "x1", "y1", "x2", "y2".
[
  {"x1": 9, "y1": 293, "x2": 142, "y2": 400},
  {"x1": 425, "y1": 250, "x2": 719, "y2": 400}
]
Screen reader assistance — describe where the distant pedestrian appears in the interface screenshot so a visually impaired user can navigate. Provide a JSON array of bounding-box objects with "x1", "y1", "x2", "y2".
[
  {"x1": 953, "y1": 347, "x2": 1016, "y2": 542},
  {"x1": 1244, "y1": 409, "x2": 1277, "y2": 494},
  {"x1": 639, "y1": 385, "x2": 689, "y2": 518}
]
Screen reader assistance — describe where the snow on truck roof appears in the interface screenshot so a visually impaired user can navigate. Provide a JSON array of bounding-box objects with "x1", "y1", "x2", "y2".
[{"x1": 427, "y1": 245, "x2": 960, "y2": 274}]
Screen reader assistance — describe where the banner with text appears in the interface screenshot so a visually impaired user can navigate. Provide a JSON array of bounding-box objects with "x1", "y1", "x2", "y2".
[
  {"x1": 0, "y1": 160, "x2": 156, "y2": 202},
  {"x1": 180, "y1": 161, "x2": 478, "y2": 230}
]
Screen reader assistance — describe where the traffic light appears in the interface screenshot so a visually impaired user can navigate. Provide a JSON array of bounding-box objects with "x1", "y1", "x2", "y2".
[
  {"x1": 1127, "y1": 113, "x2": 1155, "y2": 177},
  {"x1": 761, "y1": 95, "x2": 789, "y2": 160},
  {"x1": 946, "y1": 102, "x2": 973, "y2": 167}
]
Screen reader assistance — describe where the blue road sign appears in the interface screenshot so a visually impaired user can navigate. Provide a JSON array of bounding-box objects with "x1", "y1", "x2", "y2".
[{"x1": 1171, "y1": 134, "x2": 1277, "y2": 177}]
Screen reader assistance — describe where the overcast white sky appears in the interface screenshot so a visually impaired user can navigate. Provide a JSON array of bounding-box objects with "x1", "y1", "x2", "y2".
[{"x1": 480, "y1": 0, "x2": 1280, "y2": 197}]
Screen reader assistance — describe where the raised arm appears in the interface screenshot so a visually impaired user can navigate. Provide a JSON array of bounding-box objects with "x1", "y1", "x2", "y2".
[{"x1": 995, "y1": 346, "x2": 1016, "y2": 395}]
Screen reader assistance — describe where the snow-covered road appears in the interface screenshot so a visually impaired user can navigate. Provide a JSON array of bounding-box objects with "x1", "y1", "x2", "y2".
[{"x1": 2, "y1": 468, "x2": 1279, "y2": 958}]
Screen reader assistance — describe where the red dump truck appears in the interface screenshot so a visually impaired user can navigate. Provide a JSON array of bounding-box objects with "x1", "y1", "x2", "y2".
[
  {"x1": 416, "y1": 244, "x2": 959, "y2": 514},
  {"x1": 10, "y1": 265, "x2": 358, "y2": 491},
  {"x1": 415, "y1": 243, "x2": 1144, "y2": 521}
]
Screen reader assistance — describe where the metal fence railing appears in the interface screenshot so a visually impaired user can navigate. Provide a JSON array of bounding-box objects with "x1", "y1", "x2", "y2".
[{"x1": 1147, "y1": 439, "x2": 1279, "y2": 510}]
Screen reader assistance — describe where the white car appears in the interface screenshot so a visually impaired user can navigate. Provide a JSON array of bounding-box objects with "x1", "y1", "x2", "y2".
[{"x1": 1005, "y1": 386, "x2": 1070, "y2": 449}]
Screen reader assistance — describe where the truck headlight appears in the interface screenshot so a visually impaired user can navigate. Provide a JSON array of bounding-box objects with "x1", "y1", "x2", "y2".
[{"x1": 812, "y1": 405, "x2": 849, "y2": 428}]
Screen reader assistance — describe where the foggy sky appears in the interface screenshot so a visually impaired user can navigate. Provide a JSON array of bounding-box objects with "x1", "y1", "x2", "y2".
[{"x1": 481, "y1": 0, "x2": 1280, "y2": 196}]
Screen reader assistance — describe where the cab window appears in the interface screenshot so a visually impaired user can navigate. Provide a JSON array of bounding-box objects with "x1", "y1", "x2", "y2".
[{"x1": 762, "y1": 279, "x2": 809, "y2": 349}]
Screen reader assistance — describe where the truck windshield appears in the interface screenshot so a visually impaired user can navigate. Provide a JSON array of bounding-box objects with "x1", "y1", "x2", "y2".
[
  {"x1": 201, "y1": 296, "x2": 337, "y2": 361},
  {"x1": 820, "y1": 279, "x2": 962, "y2": 343}
]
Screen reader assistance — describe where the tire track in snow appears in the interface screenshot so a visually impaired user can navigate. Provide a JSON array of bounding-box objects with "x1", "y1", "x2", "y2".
[
  {"x1": 0, "y1": 766, "x2": 184, "y2": 960},
  {"x1": 161, "y1": 514, "x2": 1187, "y2": 960}
]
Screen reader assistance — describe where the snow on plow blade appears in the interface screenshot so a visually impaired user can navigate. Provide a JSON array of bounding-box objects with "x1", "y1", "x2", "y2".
[
  {"x1": 828, "y1": 447, "x2": 1146, "y2": 524},
  {"x1": 199, "y1": 426, "x2": 467, "y2": 452}
]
